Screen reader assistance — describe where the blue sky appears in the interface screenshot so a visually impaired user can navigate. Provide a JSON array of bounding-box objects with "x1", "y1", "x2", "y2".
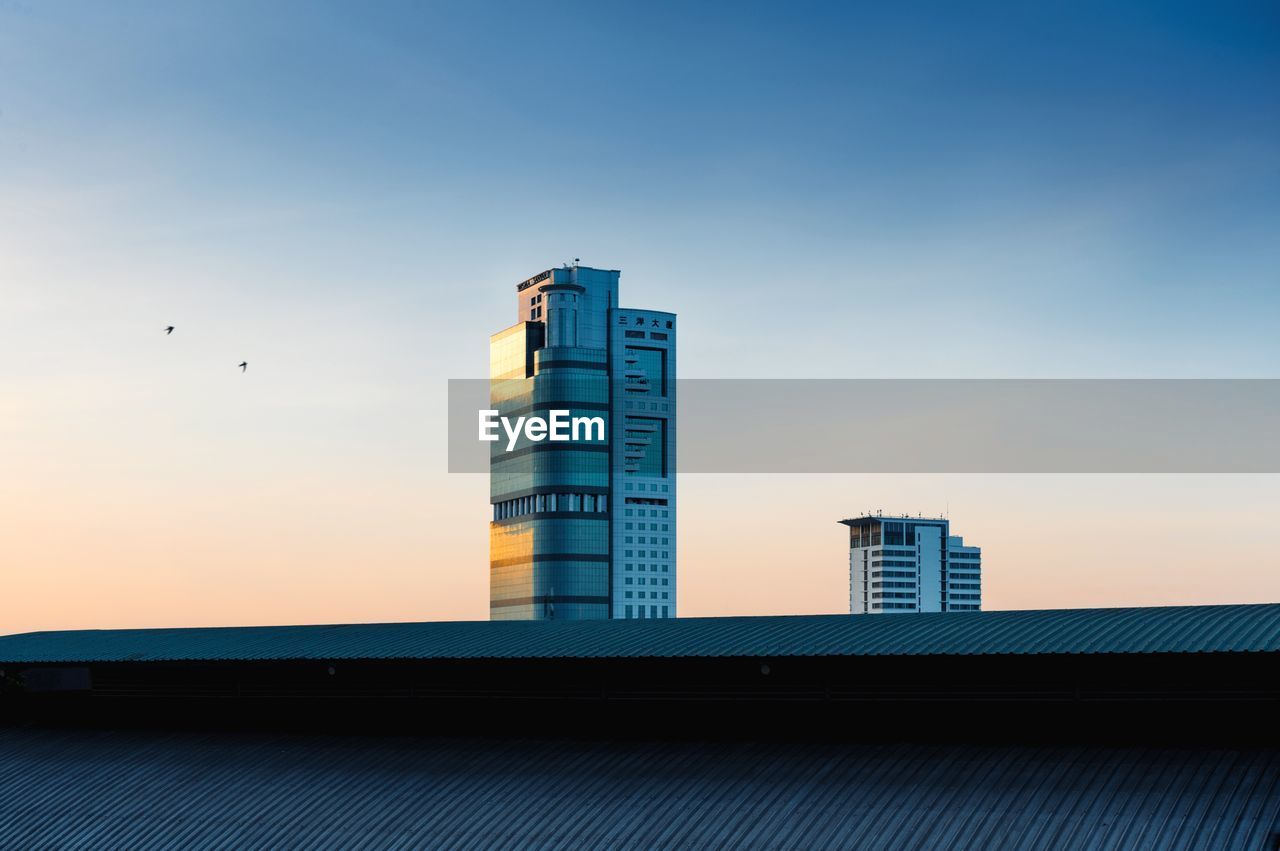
[
  {"x1": 2, "y1": 1, "x2": 1278, "y2": 628},
  {"x1": 5, "y1": 0, "x2": 1278, "y2": 378}
]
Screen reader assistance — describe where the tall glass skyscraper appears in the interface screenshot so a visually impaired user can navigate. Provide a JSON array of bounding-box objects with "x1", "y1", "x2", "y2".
[
  {"x1": 489, "y1": 265, "x2": 676, "y2": 620},
  {"x1": 840, "y1": 515, "x2": 982, "y2": 614}
]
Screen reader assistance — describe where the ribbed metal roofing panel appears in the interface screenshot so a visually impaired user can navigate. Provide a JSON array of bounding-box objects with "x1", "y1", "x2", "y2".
[
  {"x1": 2, "y1": 603, "x2": 1279, "y2": 664},
  {"x1": 0, "y1": 729, "x2": 1276, "y2": 850}
]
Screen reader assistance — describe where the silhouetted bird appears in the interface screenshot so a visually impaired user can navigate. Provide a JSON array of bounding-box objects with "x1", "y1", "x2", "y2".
[
  {"x1": 165, "y1": 326, "x2": 174, "y2": 334},
  {"x1": 238, "y1": 362, "x2": 248, "y2": 373}
]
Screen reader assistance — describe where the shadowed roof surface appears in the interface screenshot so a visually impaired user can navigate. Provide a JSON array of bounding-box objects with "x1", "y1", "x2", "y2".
[
  {"x1": 0, "y1": 728, "x2": 1276, "y2": 850},
  {"x1": 2, "y1": 603, "x2": 1279, "y2": 664}
]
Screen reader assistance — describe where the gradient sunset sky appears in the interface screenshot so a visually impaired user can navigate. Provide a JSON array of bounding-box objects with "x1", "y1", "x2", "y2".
[{"x1": 2, "y1": 1, "x2": 1278, "y2": 634}]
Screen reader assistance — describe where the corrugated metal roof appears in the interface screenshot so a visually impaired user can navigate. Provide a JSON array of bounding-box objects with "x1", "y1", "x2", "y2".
[
  {"x1": 0, "y1": 728, "x2": 1276, "y2": 849},
  {"x1": 2, "y1": 603, "x2": 1278, "y2": 664}
]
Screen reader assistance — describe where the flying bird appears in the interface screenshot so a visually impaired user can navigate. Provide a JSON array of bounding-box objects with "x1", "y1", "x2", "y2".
[
  {"x1": 238, "y1": 361, "x2": 248, "y2": 373},
  {"x1": 164, "y1": 326, "x2": 174, "y2": 334}
]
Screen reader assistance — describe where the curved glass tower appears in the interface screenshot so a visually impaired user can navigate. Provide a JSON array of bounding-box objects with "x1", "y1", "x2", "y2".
[{"x1": 489, "y1": 265, "x2": 676, "y2": 620}]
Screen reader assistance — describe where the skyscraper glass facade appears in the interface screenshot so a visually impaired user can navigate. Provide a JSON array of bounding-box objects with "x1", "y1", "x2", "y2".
[
  {"x1": 611, "y1": 309, "x2": 676, "y2": 620},
  {"x1": 490, "y1": 266, "x2": 676, "y2": 620}
]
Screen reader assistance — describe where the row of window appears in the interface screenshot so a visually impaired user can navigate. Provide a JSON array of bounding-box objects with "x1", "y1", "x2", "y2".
[
  {"x1": 864, "y1": 552, "x2": 979, "y2": 566},
  {"x1": 625, "y1": 563, "x2": 670, "y2": 573},
  {"x1": 624, "y1": 591, "x2": 670, "y2": 600},
  {"x1": 625, "y1": 522, "x2": 670, "y2": 531},
  {"x1": 492, "y1": 492, "x2": 606, "y2": 520},
  {"x1": 949, "y1": 603, "x2": 980, "y2": 611},
  {"x1": 872, "y1": 592, "x2": 916, "y2": 600},
  {"x1": 880, "y1": 522, "x2": 939, "y2": 547},
  {"x1": 622, "y1": 330, "x2": 670, "y2": 341},
  {"x1": 874, "y1": 603, "x2": 917, "y2": 610},
  {"x1": 624, "y1": 509, "x2": 670, "y2": 519},
  {"x1": 861, "y1": 573, "x2": 977, "y2": 588},
  {"x1": 624, "y1": 550, "x2": 671, "y2": 559},
  {"x1": 624, "y1": 576, "x2": 670, "y2": 586},
  {"x1": 623, "y1": 605, "x2": 671, "y2": 619},
  {"x1": 624, "y1": 536, "x2": 670, "y2": 545},
  {"x1": 950, "y1": 593, "x2": 981, "y2": 601},
  {"x1": 873, "y1": 560, "x2": 916, "y2": 568}
]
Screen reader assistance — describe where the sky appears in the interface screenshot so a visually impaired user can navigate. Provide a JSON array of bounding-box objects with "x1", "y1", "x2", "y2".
[{"x1": 2, "y1": 0, "x2": 1278, "y2": 633}]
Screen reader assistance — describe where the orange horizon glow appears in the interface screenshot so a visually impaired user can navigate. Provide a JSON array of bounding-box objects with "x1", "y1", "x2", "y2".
[{"x1": 4, "y1": 462, "x2": 1277, "y2": 635}]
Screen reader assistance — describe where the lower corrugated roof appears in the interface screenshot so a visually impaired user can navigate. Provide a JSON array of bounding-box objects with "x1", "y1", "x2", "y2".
[
  {"x1": 2, "y1": 603, "x2": 1278, "y2": 664},
  {"x1": 0, "y1": 729, "x2": 1276, "y2": 849}
]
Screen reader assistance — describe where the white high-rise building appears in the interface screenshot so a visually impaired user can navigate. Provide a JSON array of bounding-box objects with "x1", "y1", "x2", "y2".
[{"x1": 840, "y1": 515, "x2": 982, "y2": 614}]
